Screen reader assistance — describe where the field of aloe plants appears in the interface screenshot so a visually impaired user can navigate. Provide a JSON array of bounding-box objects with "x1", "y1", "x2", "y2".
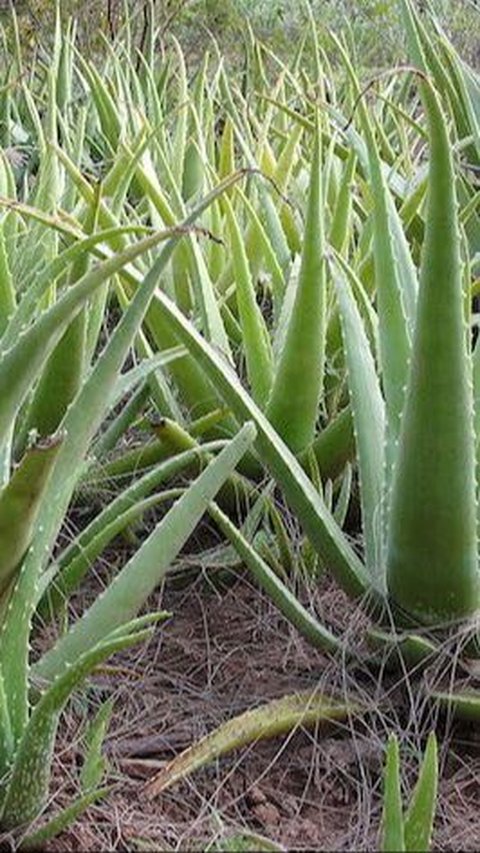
[{"x1": 0, "y1": 0, "x2": 479, "y2": 849}]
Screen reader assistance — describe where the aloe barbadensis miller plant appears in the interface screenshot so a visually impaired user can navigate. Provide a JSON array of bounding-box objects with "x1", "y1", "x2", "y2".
[{"x1": 0, "y1": 0, "x2": 479, "y2": 845}]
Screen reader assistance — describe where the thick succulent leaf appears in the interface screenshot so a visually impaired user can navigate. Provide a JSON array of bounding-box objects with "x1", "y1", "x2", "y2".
[
  {"x1": 34, "y1": 423, "x2": 256, "y2": 682},
  {"x1": 80, "y1": 700, "x2": 115, "y2": 793},
  {"x1": 39, "y1": 489, "x2": 183, "y2": 615},
  {"x1": 400, "y1": 0, "x2": 475, "y2": 162},
  {"x1": 76, "y1": 57, "x2": 120, "y2": 150},
  {"x1": 144, "y1": 691, "x2": 361, "y2": 798},
  {"x1": 404, "y1": 733, "x2": 438, "y2": 853},
  {"x1": 224, "y1": 196, "x2": 273, "y2": 407},
  {"x1": 19, "y1": 787, "x2": 110, "y2": 852},
  {"x1": 0, "y1": 174, "x2": 249, "y2": 739},
  {"x1": 329, "y1": 149, "x2": 356, "y2": 254},
  {"x1": 266, "y1": 118, "x2": 327, "y2": 453},
  {"x1": 332, "y1": 258, "x2": 385, "y2": 583},
  {"x1": 0, "y1": 224, "x2": 15, "y2": 338},
  {"x1": 0, "y1": 216, "x2": 154, "y2": 350},
  {"x1": 330, "y1": 33, "x2": 411, "y2": 470},
  {"x1": 104, "y1": 348, "x2": 186, "y2": 416},
  {"x1": 209, "y1": 503, "x2": 346, "y2": 656},
  {"x1": 381, "y1": 735, "x2": 405, "y2": 853},
  {"x1": 367, "y1": 629, "x2": 438, "y2": 668},
  {"x1": 0, "y1": 435, "x2": 63, "y2": 600},
  {"x1": 46, "y1": 440, "x2": 227, "y2": 597},
  {"x1": 386, "y1": 77, "x2": 479, "y2": 623},
  {"x1": 308, "y1": 407, "x2": 355, "y2": 483},
  {"x1": 1, "y1": 622, "x2": 155, "y2": 829},
  {"x1": 237, "y1": 187, "x2": 286, "y2": 305},
  {"x1": 431, "y1": 691, "x2": 480, "y2": 720},
  {"x1": 0, "y1": 671, "x2": 13, "y2": 781}
]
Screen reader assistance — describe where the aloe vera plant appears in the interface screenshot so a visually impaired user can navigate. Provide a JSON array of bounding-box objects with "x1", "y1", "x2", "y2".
[
  {"x1": 0, "y1": 0, "x2": 479, "y2": 843},
  {"x1": 96, "y1": 0, "x2": 480, "y2": 684},
  {"x1": 0, "y1": 38, "x2": 259, "y2": 829},
  {"x1": 0, "y1": 381, "x2": 255, "y2": 834}
]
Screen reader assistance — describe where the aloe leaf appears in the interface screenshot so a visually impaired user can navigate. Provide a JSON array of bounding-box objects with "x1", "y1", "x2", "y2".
[
  {"x1": 0, "y1": 671, "x2": 13, "y2": 781},
  {"x1": 367, "y1": 629, "x2": 438, "y2": 668},
  {"x1": 404, "y1": 733, "x2": 438, "y2": 853},
  {"x1": 330, "y1": 149, "x2": 356, "y2": 254},
  {"x1": 144, "y1": 691, "x2": 360, "y2": 798},
  {"x1": 218, "y1": 117, "x2": 235, "y2": 182},
  {"x1": 400, "y1": 0, "x2": 474, "y2": 161},
  {"x1": 431, "y1": 692, "x2": 480, "y2": 720},
  {"x1": 80, "y1": 699, "x2": 115, "y2": 793},
  {"x1": 39, "y1": 489, "x2": 183, "y2": 615},
  {"x1": 381, "y1": 735, "x2": 405, "y2": 852},
  {"x1": 19, "y1": 312, "x2": 86, "y2": 445},
  {"x1": 93, "y1": 382, "x2": 150, "y2": 458},
  {"x1": 0, "y1": 435, "x2": 63, "y2": 599},
  {"x1": 20, "y1": 184, "x2": 103, "y2": 444},
  {"x1": 50, "y1": 441, "x2": 227, "y2": 590},
  {"x1": 331, "y1": 34, "x2": 412, "y2": 465},
  {"x1": 453, "y1": 58, "x2": 480, "y2": 161},
  {"x1": 1, "y1": 622, "x2": 154, "y2": 829},
  {"x1": 76, "y1": 57, "x2": 120, "y2": 150},
  {"x1": 224, "y1": 196, "x2": 273, "y2": 407},
  {"x1": 171, "y1": 37, "x2": 189, "y2": 188},
  {"x1": 308, "y1": 406, "x2": 355, "y2": 483},
  {"x1": 265, "y1": 117, "x2": 326, "y2": 453},
  {"x1": 334, "y1": 463, "x2": 353, "y2": 528},
  {"x1": 206, "y1": 830, "x2": 282, "y2": 853},
  {"x1": 19, "y1": 787, "x2": 110, "y2": 851},
  {"x1": 105, "y1": 348, "x2": 186, "y2": 417},
  {"x1": 386, "y1": 76, "x2": 479, "y2": 623},
  {"x1": 188, "y1": 237, "x2": 233, "y2": 363},
  {"x1": 34, "y1": 423, "x2": 256, "y2": 682},
  {"x1": 209, "y1": 503, "x2": 346, "y2": 656},
  {"x1": 0, "y1": 218, "x2": 154, "y2": 348},
  {"x1": 332, "y1": 258, "x2": 385, "y2": 584},
  {"x1": 219, "y1": 73, "x2": 291, "y2": 277},
  {"x1": 0, "y1": 224, "x2": 15, "y2": 337}
]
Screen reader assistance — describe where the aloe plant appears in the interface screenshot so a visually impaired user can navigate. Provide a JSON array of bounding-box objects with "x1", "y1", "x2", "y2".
[
  {"x1": 96, "y1": 0, "x2": 480, "y2": 687},
  {"x1": 0, "y1": 0, "x2": 478, "y2": 842},
  {"x1": 0, "y1": 38, "x2": 258, "y2": 830},
  {"x1": 0, "y1": 374, "x2": 254, "y2": 833}
]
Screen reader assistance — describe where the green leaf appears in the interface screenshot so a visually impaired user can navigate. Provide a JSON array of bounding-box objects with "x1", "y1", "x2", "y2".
[
  {"x1": 209, "y1": 502, "x2": 346, "y2": 656},
  {"x1": 80, "y1": 700, "x2": 115, "y2": 793},
  {"x1": 266, "y1": 116, "x2": 327, "y2": 453},
  {"x1": 381, "y1": 735, "x2": 405, "y2": 852},
  {"x1": 0, "y1": 228, "x2": 178, "y2": 452},
  {"x1": 224, "y1": 196, "x2": 273, "y2": 407},
  {"x1": 386, "y1": 76, "x2": 479, "y2": 623},
  {"x1": 2, "y1": 621, "x2": 154, "y2": 829},
  {"x1": 332, "y1": 256, "x2": 385, "y2": 583},
  {"x1": 404, "y1": 733, "x2": 438, "y2": 853},
  {"x1": 34, "y1": 423, "x2": 256, "y2": 682},
  {"x1": 19, "y1": 787, "x2": 110, "y2": 851},
  {"x1": 0, "y1": 434, "x2": 63, "y2": 601}
]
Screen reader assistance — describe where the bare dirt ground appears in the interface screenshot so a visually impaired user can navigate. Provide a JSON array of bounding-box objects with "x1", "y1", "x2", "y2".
[{"x1": 13, "y1": 550, "x2": 480, "y2": 853}]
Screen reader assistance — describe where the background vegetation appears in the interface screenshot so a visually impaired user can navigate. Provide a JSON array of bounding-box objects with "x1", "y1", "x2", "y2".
[{"x1": 2, "y1": 0, "x2": 479, "y2": 68}]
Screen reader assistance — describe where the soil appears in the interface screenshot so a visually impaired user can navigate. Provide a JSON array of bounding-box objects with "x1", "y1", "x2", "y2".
[{"x1": 7, "y1": 552, "x2": 480, "y2": 852}]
